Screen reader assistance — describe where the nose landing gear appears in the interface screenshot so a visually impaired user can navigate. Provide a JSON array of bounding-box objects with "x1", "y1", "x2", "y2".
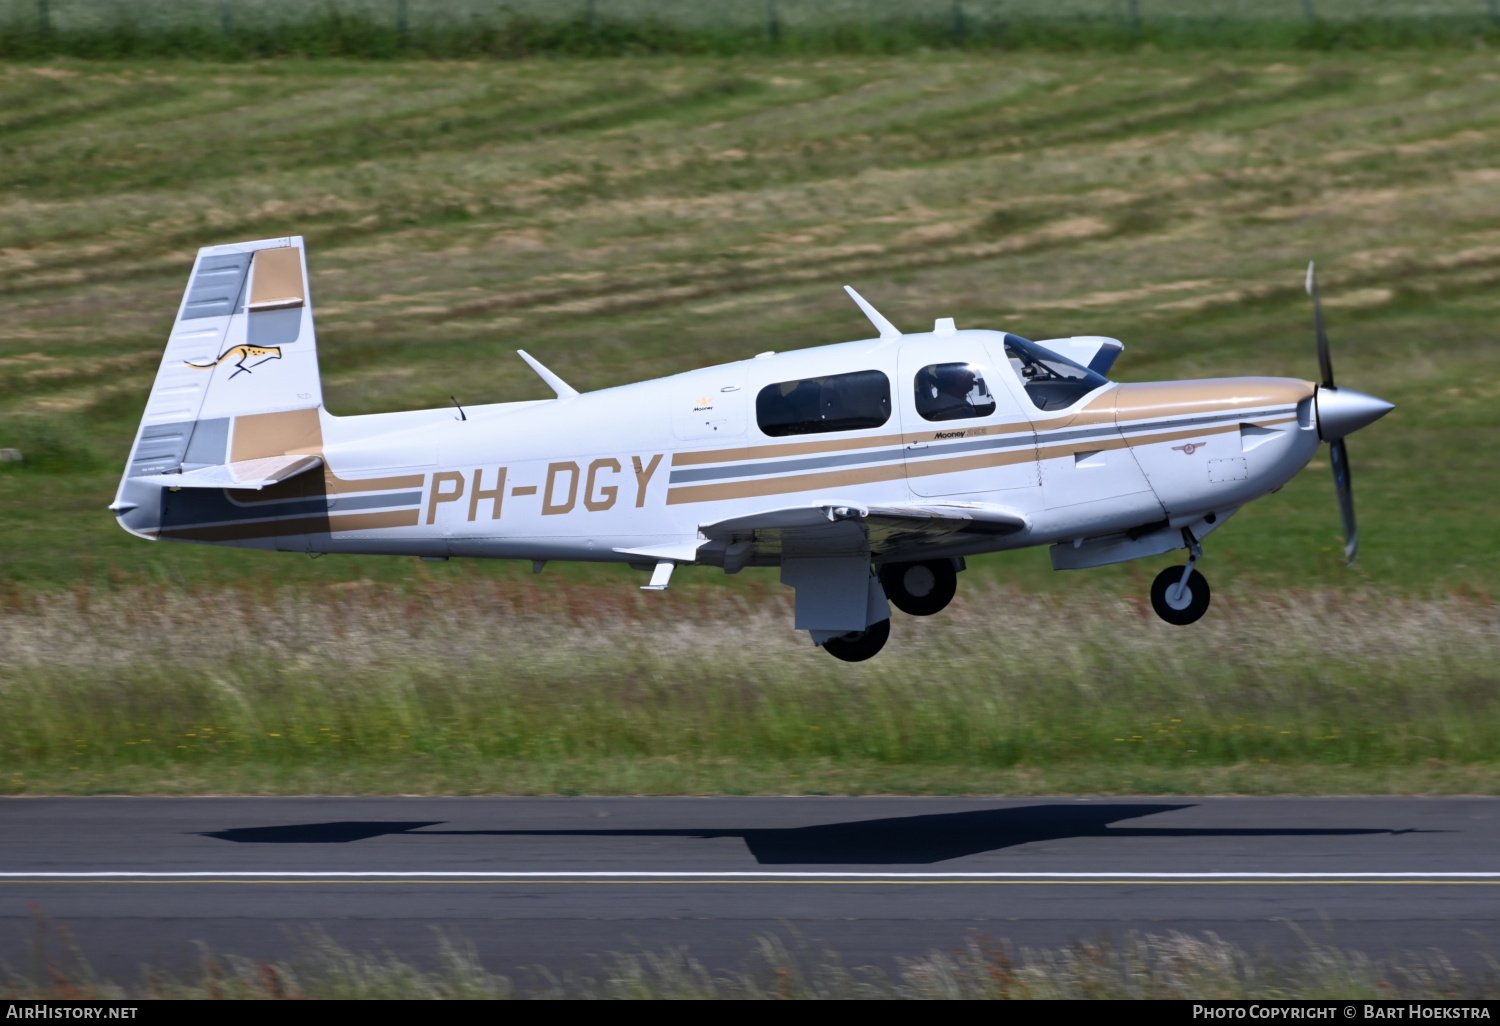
[{"x1": 1149, "y1": 528, "x2": 1212, "y2": 625}]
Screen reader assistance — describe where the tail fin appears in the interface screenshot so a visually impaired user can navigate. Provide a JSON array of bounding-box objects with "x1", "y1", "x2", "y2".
[{"x1": 112, "y1": 237, "x2": 325, "y2": 535}]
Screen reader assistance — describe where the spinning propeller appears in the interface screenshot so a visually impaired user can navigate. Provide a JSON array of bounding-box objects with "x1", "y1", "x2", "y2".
[{"x1": 1304, "y1": 261, "x2": 1395, "y2": 566}]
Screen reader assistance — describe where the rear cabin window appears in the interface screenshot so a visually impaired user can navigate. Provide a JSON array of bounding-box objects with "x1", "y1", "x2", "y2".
[
  {"x1": 756, "y1": 369, "x2": 892, "y2": 437},
  {"x1": 914, "y1": 363, "x2": 997, "y2": 422},
  {"x1": 1003, "y1": 333, "x2": 1110, "y2": 412}
]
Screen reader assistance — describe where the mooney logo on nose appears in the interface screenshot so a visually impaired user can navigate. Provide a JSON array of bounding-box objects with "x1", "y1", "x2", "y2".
[
  {"x1": 1172, "y1": 442, "x2": 1207, "y2": 455},
  {"x1": 185, "y1": 345, "x2": 283, "y2": 379}
]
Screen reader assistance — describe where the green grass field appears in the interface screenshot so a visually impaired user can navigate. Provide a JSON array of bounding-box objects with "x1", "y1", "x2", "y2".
[
  {"x1": 1, "y1": 49, "x2": 1498, "y2": 796},
  {"x1": 1, "y1": 49, "x2": 1497, "y2": 596}
]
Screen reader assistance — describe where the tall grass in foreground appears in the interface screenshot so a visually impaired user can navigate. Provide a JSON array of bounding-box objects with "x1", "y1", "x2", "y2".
[
  {"x1": 5, "y1": 923, "x2": 1494, "y2": 999},
  {"x1": 1, "y1": 581, "x2": 1496, "y2": 794}
]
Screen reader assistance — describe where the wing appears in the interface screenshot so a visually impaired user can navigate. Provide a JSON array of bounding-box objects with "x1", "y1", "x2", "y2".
[{"x1": 698, "y1": 501, "x2": 1027, "y2": 567}]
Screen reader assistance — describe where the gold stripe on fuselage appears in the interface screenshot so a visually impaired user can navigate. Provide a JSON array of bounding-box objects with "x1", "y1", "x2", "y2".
[
  {"x1": 1112, "y1": 379, "x2": 1315, "y2": 424},
  {"x1": 324, "y1": 471, "x2": 426, "y2": 494},
  {"x1": 664, "y1": 413, "x2": 1298, "y2": 506},
  {"x1": 666, "y1": 462, "x2": 909, "y2": 505}
]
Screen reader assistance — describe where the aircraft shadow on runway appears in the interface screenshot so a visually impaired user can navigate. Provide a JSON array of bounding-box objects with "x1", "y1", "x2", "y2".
[{"x1": 200, "y1": 804, "x2": 1432, "y2": 864}]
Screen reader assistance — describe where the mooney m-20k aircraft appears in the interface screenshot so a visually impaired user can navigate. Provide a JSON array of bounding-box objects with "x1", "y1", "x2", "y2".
[{"x1": 112, "y1": 237, "x2": 1393, "y2": 660}]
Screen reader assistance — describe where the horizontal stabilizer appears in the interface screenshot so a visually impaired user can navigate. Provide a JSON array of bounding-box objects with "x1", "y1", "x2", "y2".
[
  {"x1": 613, "y1": 540, "x2": 704, "y2": 563},
  {"x1": 136, "y1": 454, "x2": 323, "y2": 491}
]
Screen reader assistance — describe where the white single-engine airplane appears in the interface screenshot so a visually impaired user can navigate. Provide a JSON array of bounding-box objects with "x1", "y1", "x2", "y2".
[{"x1": 113, "y1": 237, "x2": 1393, "y2": 660}]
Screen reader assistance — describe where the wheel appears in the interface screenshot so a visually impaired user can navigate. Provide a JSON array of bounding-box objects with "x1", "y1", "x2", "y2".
[
  {"x1": 1150, "y1": 566, "x2": 1211, "y2": 625},
  {"x1": 878, "y1": 560, "x2": 957, "y2": 617},
  {"x1": 822, "y1": 619, "x2": 891, "y2": 662}
]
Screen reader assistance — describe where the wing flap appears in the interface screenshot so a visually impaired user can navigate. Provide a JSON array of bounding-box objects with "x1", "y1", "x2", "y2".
[
  {"x1": 699, "y1": 501, "x2": 1027, "y2": 561},
  {"x1": 866, "y1": 503, "x2": 1027, "y2": 534}
]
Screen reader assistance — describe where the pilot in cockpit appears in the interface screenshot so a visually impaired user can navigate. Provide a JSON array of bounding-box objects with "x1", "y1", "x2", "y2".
[{"x1": 921, "y1": 364, "x2": 984, "y2": 421}]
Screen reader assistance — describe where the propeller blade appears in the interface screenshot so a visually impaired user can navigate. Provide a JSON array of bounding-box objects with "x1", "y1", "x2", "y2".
[
  {"x1": 1329, "y1": 437, "x2": 1358, "y2": 565},
  {"x1": 1306, "y1": 260, "x2": 1335, "y2": 389}
]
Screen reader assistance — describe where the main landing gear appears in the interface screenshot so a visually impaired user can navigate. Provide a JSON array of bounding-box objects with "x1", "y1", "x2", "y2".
[
  {"x1": 879, "y1": 559, "x2": 958, "y2": 617},
  {"x1": 1149, "y1": 528, "x2": 1211, "y2": 626},
  {"x1": 821, "y1": 559, "x2": 962, "y2": 662},
  {"x1": 823, "y1": 618, "x2": 891, "y2": 663}
]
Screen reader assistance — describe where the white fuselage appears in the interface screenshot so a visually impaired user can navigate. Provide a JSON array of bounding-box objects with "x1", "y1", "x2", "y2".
[{"x1": 131, "y1": 328, "x2": 1318, "y2": 571}]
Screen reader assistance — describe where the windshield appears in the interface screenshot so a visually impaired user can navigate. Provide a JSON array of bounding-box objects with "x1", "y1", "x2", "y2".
[{"x1": 1002, "y1": 333, "x2": 1110, "y2": 411}]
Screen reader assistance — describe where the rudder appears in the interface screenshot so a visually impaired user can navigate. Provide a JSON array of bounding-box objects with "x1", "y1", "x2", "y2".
[{"x1": 113, "y1": 237, "x2": 325, "y2": 537}]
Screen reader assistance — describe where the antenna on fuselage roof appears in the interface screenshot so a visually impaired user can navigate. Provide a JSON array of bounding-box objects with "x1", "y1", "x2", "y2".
[
  {"x1": 843, "y1": 285, "x2": 902, "y2": 343},
  {"x1": 516, "y1": 349, "x2": 579, "y2": 400}
]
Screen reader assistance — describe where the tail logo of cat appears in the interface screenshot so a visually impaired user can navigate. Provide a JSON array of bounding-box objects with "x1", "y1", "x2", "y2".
[{"x1": 185, "y1": 345, "x2": 283, "y2": 379}]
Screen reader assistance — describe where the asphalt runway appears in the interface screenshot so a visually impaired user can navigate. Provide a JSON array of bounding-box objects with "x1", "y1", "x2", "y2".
[{"x1": 4, "y1": 797, "x2": 1499, "y2": 982}]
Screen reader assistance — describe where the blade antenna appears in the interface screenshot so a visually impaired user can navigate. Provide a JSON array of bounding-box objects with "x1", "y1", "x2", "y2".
[
  {"x1": 843, "y1": 286, "x2": 901, "y2": 342},
  {"x1": 516, "y1": 350, "x2": 579, "y2": 400},
  {"x1": 1306, "y1": 261, "x2": 1335, "y2": 389}
]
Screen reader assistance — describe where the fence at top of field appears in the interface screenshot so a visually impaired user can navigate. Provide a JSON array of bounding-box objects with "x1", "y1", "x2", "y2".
[
  {"x1": 5, "y1": 0, "x2": 1500, "y2": 35},
  {"x1": 2, "y1": 0, "x2": 1497, "y2": 55}
]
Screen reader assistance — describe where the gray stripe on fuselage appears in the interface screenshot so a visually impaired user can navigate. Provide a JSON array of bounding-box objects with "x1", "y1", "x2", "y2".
[
  {"x1": 902, "y1": 430, "x2": 1039, "y2": 463},
  {"x1": 1112, "y1": 406, "x2": 1292, "y2": 440},
  {"x1": 670, "y1": 444, "x2": 905, "y2": 485},
  {"x1": 223, "y1": 490, "x2": 423, "y2": 514},
  {"x1": 669, "y1": 424, "x2": 1045, "y2": 485},
  {"x1": 1032, "y1": 408, "x2": 1290, "y2": 451}
]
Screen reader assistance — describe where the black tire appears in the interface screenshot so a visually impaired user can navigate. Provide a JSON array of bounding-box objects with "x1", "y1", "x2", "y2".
[
  {"x1": 822, "y1": 619, "x2": 891, "y2": 662},
  {"x1": 878, "y1": 560, "x2": 957, "y2": 617},
  {"x1": 1150, "y1": 566, "x2": 1211, "y2": 625}
]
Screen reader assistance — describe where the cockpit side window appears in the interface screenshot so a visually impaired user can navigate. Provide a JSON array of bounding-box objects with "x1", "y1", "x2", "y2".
[
  {"x1": 914, "y1": 363, "x2": 997, "y2": 422},
  {"x1": 1002, "y1": 333, "x2": 1110, "y2": 411},
  {"x1": 756, "y1": 369, "x2": 891, "y2": 437}
]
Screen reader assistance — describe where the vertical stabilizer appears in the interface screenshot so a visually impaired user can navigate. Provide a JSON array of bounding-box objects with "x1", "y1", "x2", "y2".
[{"x1": 113, "y1": 237, "x2": 325, "y2": 536}]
